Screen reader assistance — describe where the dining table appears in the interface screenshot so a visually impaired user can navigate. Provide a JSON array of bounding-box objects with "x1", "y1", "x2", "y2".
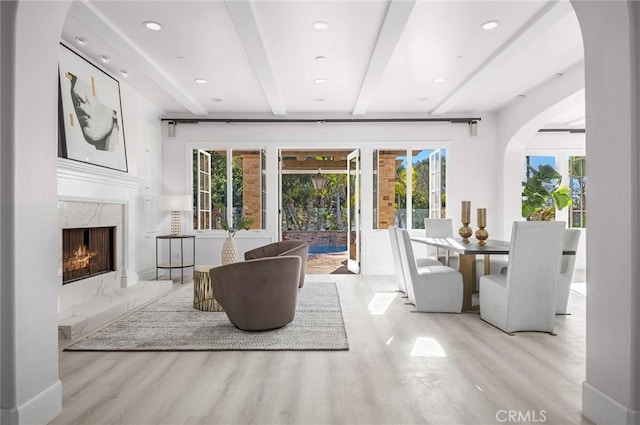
[{"x1": 410, "y1": 236, "x2": 576, "y2": 311}]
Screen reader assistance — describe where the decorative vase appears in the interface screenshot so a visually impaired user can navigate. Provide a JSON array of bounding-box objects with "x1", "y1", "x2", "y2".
[
  {"x1": 221, "y1": 237, "x2": 238, "y2": 264},
  {"x1": 475, "y1": 208, "x2": 488, "y2": 245},
  {"x1": 458, "y1": 200, "x2": 473, "y2": 243}
]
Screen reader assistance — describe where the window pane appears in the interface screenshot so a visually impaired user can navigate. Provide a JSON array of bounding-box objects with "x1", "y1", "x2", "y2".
[
  {"x1": 376, "y1": 150, "x2": 406, "y2": 228},
  {"x1": 412, "y1": 149, "x2": 430, "y2": 228},
  {"x1": 569, "y1": 156, "x2": 587, "y2": 228},
  {"x1": 232, "y1": 150, "x2": 262, "y2": 229}
]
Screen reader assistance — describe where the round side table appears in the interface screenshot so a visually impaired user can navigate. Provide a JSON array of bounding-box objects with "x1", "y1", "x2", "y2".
[{"x1": 193, "y1": 266, "x2": 224, "y2": 312}]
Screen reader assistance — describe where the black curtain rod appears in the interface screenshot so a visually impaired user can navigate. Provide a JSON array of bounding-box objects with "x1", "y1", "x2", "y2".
[
  {"x1": 162, "y1": 117, "x2": 481, "y2": 125},
  {"x1": 538, "y1": 128, "x2": 585, "y2": 134}
]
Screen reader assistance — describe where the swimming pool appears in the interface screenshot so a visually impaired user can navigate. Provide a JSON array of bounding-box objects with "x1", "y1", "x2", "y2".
[{"x1": 308, "y1": 245, "x2": 348, "y2": 254}]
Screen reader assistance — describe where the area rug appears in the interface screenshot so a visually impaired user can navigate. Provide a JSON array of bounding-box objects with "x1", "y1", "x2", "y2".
[{"x1": 65, "y1": 281, "x2": 348, "y2": 351}]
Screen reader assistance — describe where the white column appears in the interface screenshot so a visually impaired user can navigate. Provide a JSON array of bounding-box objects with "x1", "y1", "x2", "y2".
[
  {"x1": 1, "y1": 1, "x2": 71, "y2": 424},
  {"x1": 572, "y1": 1, "x2": 640, "y2": 424}
]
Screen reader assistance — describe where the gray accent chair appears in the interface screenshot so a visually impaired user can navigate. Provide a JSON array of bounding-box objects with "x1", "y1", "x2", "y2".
[
  {"x1": 244, "y1": 240, "x2": 309, "y2": 288},
  {"x1": 209, "y1": 256, "x2": 301, "y2": 331}
]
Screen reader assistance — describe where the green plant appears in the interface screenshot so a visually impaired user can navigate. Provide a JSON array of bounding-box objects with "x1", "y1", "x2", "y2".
[
  {"x1": 522, "y1": 164, "x2": 572, "y2": 220},
  {"x1": 222, "y1": 216, "x2": 253, "y2": 238}
]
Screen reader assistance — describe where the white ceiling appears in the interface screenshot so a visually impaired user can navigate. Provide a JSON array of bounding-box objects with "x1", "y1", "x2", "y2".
[{"x1": 60, "y1": 0, "x2": 585, "y2": 127}]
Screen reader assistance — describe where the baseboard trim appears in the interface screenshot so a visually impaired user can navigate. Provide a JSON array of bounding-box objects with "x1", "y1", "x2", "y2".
[
  {"x1": 583, "y1": 381, "x2": 640, "y2": 425},
  {"x1": 0, "y1": 379, "x2": 62, "y2": 425}
]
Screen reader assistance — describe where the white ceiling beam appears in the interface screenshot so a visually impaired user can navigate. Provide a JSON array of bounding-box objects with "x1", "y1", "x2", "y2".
[
  {"x1": 431, "y1": 0, "x2": 573, "y2": 115},
  {"x1": 69, "y1": 0, "x2": 208, "y2": 116},
  {"x1": 225, "y1": 0, "x2": 287, "y2": 116},
  {"x1": 352, "y1": 0, "x2": 417, "y2": 116}
]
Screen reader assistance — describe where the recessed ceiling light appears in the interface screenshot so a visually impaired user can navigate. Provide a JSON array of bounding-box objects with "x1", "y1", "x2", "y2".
[
  {"x1": 194, "y1": 78, "x2": 208, "y2": 84},
  {"x1": 176, "y1": 56, "x2": 184, "y2": 60},
  {"x1": 119, "y1": 69, "x2": 129, "y2": 77},
  {"x1": 481, "y1": 20, "x2": 500, "y2": 31},
  {"x1": 143, "y1": 21, "x2": 163, "y2": 31},
  {"x1": 433, "y1": 78, "x2": 446, "y2": 84},
  {"x1": 315, "y1": 55, "x2": 327, "y2": 62},
  {"x1": 554, "y1": 73, "x2": 564, "y2": 77},
  {"x1": 314, "y1": 78, "x2": 327, "y2": 84},
  {"x1": 516, "y1": 94, "x2": 526, "y2": 99},
  {"x1": 210, "y1": 97, "x2": 224, "y2": 102},
  {"x1": 418, "y1": 97, "x2": 430, "y2": 101},
  {"x1": 75, "y1": 37, "x2": 88, "y2": 45},
  {"x1": 99, "y1": 55, "x2": 110, "y2": 63},
  {"x1": 314, "y1": 98, "x2": 325, "y2": 102},
  {"x1": 312, "y1": 21, "x2": 329, "y2": 31},
  {"x1": 456, "y1": 55, "x2": 464, "y2": 59}
]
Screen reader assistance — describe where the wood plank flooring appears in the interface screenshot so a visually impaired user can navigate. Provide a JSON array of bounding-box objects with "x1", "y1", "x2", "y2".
[{"x1": 52, "y1": 274, "x2": 591, "y2": 425}]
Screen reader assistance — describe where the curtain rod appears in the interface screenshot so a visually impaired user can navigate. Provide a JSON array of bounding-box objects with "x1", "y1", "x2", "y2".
[
  {"x1": 162, "y1": 117, "x2": 481, "y2": 125},
  {"x1": 538, "y1": 128, "x2": 585, "y2": 134}
]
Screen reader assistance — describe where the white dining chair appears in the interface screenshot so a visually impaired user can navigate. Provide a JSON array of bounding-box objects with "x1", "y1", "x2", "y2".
[
  {"x1": 398, "y1": 229, "x2": 463, "y2": 313},
  {"x1": 389, "y1": 226, "x2": 443, "y2": 295},
  {"x1": 555, "y1": 228, "x2": 581, "y2": 315},
  {"x1": 479, "y1": 221, "x2": 565, "y2": 334},
  {"x1": 424, "y1": 218, "x2": 459, "y2": 268}
]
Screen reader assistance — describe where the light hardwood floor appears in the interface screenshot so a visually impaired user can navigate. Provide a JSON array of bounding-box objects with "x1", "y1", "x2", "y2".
[{"x1": 53, "y1": 274, "x2": 591, "y2": 425}]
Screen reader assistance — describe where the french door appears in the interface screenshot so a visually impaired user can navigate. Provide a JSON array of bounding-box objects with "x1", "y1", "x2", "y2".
[{"x1": 347, "y1": 149, "x2": 360, "y2": 273}]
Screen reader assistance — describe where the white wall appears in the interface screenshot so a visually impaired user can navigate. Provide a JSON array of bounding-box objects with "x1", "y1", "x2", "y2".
[{"x1": 162, "y1": 114, "x2": 501, "y2": 274}]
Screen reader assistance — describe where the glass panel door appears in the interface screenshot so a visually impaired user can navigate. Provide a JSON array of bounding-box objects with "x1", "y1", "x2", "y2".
[{"x1": 347, "y1": 149, "x2": 360, "y2": 273}]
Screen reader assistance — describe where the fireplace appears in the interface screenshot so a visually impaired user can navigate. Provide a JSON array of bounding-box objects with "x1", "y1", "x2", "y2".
[{"x1": 62, "y1": 227, "x2": 116, "y2": 284}]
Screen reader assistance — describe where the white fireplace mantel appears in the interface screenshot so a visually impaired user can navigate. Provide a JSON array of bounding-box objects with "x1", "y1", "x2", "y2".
[{"x1": 58, "y1": 158, "x2": 142, "y2": 287}]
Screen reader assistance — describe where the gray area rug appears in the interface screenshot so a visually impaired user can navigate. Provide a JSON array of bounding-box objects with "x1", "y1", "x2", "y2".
[{"x1": 65, "y1": 281, "x2": 349, "y2": 351}]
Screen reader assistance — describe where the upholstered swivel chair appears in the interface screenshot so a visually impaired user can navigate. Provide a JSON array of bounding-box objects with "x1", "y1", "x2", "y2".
[
  {"x1": 479, "y1": 221, "x2": 565, "y2": 334},
  {"x1": 397, "y1": 229, "x2": 463, "y2": 313},
  {"x1": 244, "y1": 240, "x2": 309, "y2": 288},
  {"x1": 389, "y1": 226, "x2": 442, "y2": 294},
  {"x1": 555, "y1": 228, "x2": 581, "y2": 315},
  {"x1": 209, "y1": 256, "x2": 301, "y2": 331}
]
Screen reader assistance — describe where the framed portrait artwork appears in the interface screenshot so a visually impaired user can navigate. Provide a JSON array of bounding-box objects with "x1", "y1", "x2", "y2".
[{"x1": 58, "y1": 43, "x2": 128, "y2": 172}]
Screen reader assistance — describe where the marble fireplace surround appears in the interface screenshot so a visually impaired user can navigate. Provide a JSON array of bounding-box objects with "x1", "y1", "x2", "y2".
[{"x1": 57, "y1": 159, "x2": 172, "y2": 339}]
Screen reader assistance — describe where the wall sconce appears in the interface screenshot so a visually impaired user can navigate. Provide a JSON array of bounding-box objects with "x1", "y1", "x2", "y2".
[
  {"x1": 167, "y1": 120, "x2": 176, "y2": 138},
  {"x1": 469, "y1": 120, "x2": 478, "y2": 138},
  {"x1": 161, "y1": 195, "x2": 192, "y2": 236}
]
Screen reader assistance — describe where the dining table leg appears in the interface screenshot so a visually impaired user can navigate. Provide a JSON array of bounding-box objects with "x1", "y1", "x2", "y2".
[{"x1": 458, "y1": 253, "x2": 477, "y2": 310}]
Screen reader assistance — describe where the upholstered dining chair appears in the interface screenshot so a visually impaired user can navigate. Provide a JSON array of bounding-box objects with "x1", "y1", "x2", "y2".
[
  {"x1": 555, "y1": 228, "x2": 581, "y2": 315},
  {"x1": 397, "y1": 229, "x2": 463, "y2": 313},
  {"x1": 209, "y1": 255, "x2": 301, "y2": 331},
  {"x1": 424, "y1": 218, "x2": 458, "y2": 268},
  {"x1": 479, "y1": 221, "x2": 565, "y2": 334},
  {"x1": 244, "y1": 240, "x2": 309, "y2": 288},
  {"x1": 389, "y1": 226, "x2": 442, "y2": 294}
]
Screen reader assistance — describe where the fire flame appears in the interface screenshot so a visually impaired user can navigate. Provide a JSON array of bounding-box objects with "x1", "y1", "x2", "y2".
[{"x1": 63, "y1": 244, "x2": 98, "y2": 273}]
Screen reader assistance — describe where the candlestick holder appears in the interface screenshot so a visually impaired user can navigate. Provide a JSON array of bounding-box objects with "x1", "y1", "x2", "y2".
[
  {"x1": 475, "y1": 208, "x2": 488, "y2": 245},
  {"x1": 458, "y1": 201, "x2": 472, "y2": 243}
]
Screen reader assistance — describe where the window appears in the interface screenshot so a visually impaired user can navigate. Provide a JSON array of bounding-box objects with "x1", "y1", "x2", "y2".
[
  {"x1": 193, "y1": 149, "x2": 265, "y2": 231},
  {"x1": 374, "y1": 148, "x2": 446, "y2": 229},
  {"x1": 569, "y1": 156, "x2": 586, "y2": 228}
]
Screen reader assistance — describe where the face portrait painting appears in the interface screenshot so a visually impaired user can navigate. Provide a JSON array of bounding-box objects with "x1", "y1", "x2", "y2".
[{"x1": 67, "y1": 72, "x2": 119, "y2": 151}]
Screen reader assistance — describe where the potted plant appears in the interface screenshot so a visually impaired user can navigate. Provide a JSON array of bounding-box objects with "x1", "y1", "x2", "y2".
[
  {"x1": 220, "y1": 216, "x2": 253, "y2": 264},
  {"x1": 521, "y1": 164, "x2": 572, "y2": 221}
]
